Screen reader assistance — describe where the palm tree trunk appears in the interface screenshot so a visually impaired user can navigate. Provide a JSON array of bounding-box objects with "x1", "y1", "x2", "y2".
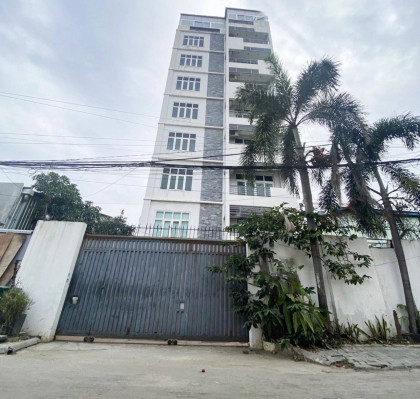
[
  {"x1": 373, "y1": 167, "x2": 418, "y2": 335},
  {"x1": 292, "y1": 128, "x2": 329, "y2": 313}
]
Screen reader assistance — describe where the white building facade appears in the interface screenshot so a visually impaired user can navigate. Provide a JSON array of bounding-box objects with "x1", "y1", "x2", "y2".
[{"x1": 140, "y1": 8, "x2": 298, "y2": 235}]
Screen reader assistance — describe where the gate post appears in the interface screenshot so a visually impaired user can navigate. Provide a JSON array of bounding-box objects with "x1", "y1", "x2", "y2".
[{"x1": 16, "y1": 221, "x2": 86, "y2": 341}]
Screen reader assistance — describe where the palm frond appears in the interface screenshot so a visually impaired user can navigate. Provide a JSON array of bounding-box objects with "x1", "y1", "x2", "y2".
[
  {"x1": 235, "y1": 84, "x2": 282, "y2": 123},
  {"x1": 381, "y1": 164, "x2": 420, "y2": 206},
  {"x1": 240, "y1": 114, "x2": 281, "y2": 182},
  {"x1": 293, "y1": 58, "x2": 340, "y2": 116},
  {"x1": 329, "y1": 143, "x2": 342, "y2": 203},
  {"x1": 305, "y1": 92, "x2": 365, "y2": 129},
  {"x1": 319, "y1": 180, "x2": 340, "y2": 212},
  {"x1": 342, "y1": 165, "x2": 387, "y2": 237},
  {"x1": 368, "y1": 114, "x2": 420, "y2": 159},
  {"x1": 264, "y1": 54, "x2": 293, "y2": 112}
]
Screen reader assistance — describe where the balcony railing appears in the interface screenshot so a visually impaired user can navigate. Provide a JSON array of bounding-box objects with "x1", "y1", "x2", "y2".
[
  {"x1": 133, "y1": 225, "x2": 238, "y2": 241},
  {"x1": 229, "y1": 110, "x2": 250, "y2": 118},
  {"x1": 243, "y1": 38, "x2": 269, "y2": 45},
  {"x1": 229, "y1": 57, "x2": 258, "y2": 65},
  {"x1": 230, "y1": 185, "x2": 272, "y2": 197}
]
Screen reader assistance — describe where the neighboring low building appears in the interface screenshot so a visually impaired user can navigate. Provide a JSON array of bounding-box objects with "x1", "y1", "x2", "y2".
[{"x1": 0, "y1": 183, "x2": 39, "y2": 230}]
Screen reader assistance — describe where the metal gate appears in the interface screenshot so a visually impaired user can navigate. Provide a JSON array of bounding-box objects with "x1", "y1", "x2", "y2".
[{"x1": 57, "y1": 236, "x2": 248, "y2": 341}]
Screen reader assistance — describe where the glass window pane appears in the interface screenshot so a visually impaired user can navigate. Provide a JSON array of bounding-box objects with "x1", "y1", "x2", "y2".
[
  {"x1": 171, "y1": 221, "x2": 179, "y2": 237},
  {"x1": 169, "y1": 175, "x2": 176, "y2": 189},
  {"x1": 179, "y1": 169, "x2": 186, "y2": 175},
  {"x1": 172, "y1": 106, "x2": 178, "y2": 117},
  {"x1": 189, "y1": 139, "x2": 196, "y2": 152},
  {"x1": 153, "y1": 220, "x2": 162, "y2": 237},
  {"x1": 199, "y1": 38, "x2": 204, "y2": 47},
  {"x1": 182, "y1": 138, "x2": 188, "y2": 150},
  {"x1": 169, "y1": 132, "x2": 175, "y2": 137},
  {"x1": 265, "y1": 176, "x2": 273, "y2": 181},
  {"x1": 197, "y1": 58, "x2": 202, "y2": 67},
  {"x1": 179, "y1": 107, "x2": 185, "y2": 117},
  {"x1": 177, "y1": 175, "x2": 184, "y2": 189},
  {"x1": 175, "y1": 138, "x2": 181, "y2": 150},
  {"x1": 182, "y1": 213, "x2": 189, "y2": 220},
  {"x1": 189, "y1": 80, "x2": 194, "y2": 90},
  {"x1": 180, "y1": 221, "x2": 188, "y2": 237},
  {"x1": 180, "y1": 56, "x2": 185, "y2": 66},
  {"x1": 174, "y1": 212, "x2": 181, "y2": 219},
  {"x1": 182, "y1": 80, "x2": 188, "y2": 90},
  {"x1": 164, "y1": 212, "x2": 173, "y2": 219},
  {"x1": 186, "y1": 169, "x2": 193, "y2": 175},
  {"x1": 185, "y1": 107, "x2": 191, "y2": 118},
  {"x1": 160, "y1": 174, "x2": 168, "y2": 189},
  {"x1": 186, "y1": 57, "x2": 191, "y2": 66},
  {"x1": 195, "y1": 82, "x2": 200, "y2": 91},
  {"x1": 163, "y1": 221, "x2": 170, "y2": 237},
  {"x1": 237, "y1": 181, "x2": 245, "y2": 195},
  {"x1": 176, "y1": 79, "x2": 182, "y2": 90},
  {"x1": 192, "y1": 108, "x2": 198, "y2": 119},
  {"x1": 167, "y1": 137, "x2": 174, "y2": 150},
  {"x1": 185, "y1": 176, "x2": 192, "y2": 191},
  {"x1": 183, "y1": 37, "x2": 188, "y2": 45},
  {"x1": 156, "y1": 212, "x2": 164, "y2": 219}
]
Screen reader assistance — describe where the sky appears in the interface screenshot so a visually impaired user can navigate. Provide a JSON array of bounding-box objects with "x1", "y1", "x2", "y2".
[{"x1": 0, "y1": 0, "x2": 419, "y2": 224}]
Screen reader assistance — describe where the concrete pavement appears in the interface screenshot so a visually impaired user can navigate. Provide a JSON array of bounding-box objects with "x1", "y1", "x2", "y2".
[{"x1": 1, "y1": 341, "x2": 419, "y2": 398}]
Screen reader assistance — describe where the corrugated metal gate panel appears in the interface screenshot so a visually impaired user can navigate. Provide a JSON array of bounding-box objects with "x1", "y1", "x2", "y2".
[{"x1": 57, "y1": 237, "x2": 248, "y2": 341}]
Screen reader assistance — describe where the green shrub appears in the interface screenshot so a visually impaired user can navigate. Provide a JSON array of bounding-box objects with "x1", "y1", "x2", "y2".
[{"x1": 0, "y1": 287, "x2": 31, "y2": 329}]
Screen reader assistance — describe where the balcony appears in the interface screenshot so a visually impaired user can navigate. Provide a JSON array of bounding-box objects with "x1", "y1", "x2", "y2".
[
  {"x1": 243, "y1": 38, "x2": 269, "y2": 45},
  {"x1": 229, "y1": 185, "x2": 272, "y2": 197},
  {"x1": 229, "y1": 57, "x2": 258, "y2": 65},
  {"x1": 229, "y1": 48, "x2": 271, "y2": 62},
  {"x1": 228, "y1": 27, "x2": 270, "y2": 44},
  {"x1": 227, "y1": 186, "x2": 298, "y2": 208},
  {"x1": 229, "y1": 68, "x2": 271, "y2": 84},
  {"x1": 229, "y1": 109, "x2": 250, "y2": 119}
]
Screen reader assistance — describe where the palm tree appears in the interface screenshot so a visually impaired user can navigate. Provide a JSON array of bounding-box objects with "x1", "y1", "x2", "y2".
[
  {"x1": 324, "y1": 115, "x2": 420, "y2": 334},
  {"x1": 235, "y1": 54, "x2": 362, "y2": 313}
]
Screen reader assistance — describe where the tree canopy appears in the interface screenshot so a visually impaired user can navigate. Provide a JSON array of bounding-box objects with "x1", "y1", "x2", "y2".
[{"x1": 32, "y1": 172, "x2": 134, "y2": 235}]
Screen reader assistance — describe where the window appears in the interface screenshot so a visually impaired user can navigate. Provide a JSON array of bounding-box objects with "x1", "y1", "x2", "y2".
[
  {"x1": 180, "y1": 54, "x2": 203, "y2": 67},
  {"x1": 235, "y1": 174, "x2": 273, "y2": 197},
  {"x1": 153, "y1": 211, "x2": 189, "y2": 238},
  {"x1": 160, "y1": 168, "x2": 193, "y2": 191},
  {"x1": 172, "y1": 102, "x2": 198, "y2": 119},
  {"x1": 234, "y1": 138, "x2": 252, "y2": 145},
  {"x1": 228, "y1": 13, "x2": 254, "y2": 22},
  {"x1": 167, "y1": 132, "x2": 196, "y2": 151},
  {"x1": 182, "y1": 35, "x2": 204, "y2": 47},
  {"x1": 176, "y1": 77, "x2": 201, "y2": 91}
]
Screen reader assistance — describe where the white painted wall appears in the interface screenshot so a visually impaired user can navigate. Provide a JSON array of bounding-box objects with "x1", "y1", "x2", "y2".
[
  {"x1": 17, "y1": 221, "x2": 86, "y2": 341},
  {"x1": 269, "y1": 238, "x2": 420, "y2": 335}
]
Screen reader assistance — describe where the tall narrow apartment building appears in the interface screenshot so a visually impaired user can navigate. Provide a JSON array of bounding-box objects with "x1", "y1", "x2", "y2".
[{"x1": 140, "y1": 8, "x2": 298, "y2": 234}]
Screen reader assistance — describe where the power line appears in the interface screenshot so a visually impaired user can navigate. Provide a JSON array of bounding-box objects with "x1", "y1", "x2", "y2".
[
  {"x1": 0, "y1": 91, "x2": 160, "y2": 118},
  {"x1": 1, "y1": 156, "x2": 419, "y2": 172},
  {"x1": 0, "y1": 94, "x2": 158, "y2": 127}
]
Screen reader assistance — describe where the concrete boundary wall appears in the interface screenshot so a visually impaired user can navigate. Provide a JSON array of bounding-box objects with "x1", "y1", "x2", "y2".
[
  {"x1": 17, "y1": 221, "x2": 86, "y2": 341},
  {"x1": 271, "y1": 237, "x2": 420, "y2": 335},
  {"x1": 249, "y1": 237, "x2": 420, "y2": 347}
]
